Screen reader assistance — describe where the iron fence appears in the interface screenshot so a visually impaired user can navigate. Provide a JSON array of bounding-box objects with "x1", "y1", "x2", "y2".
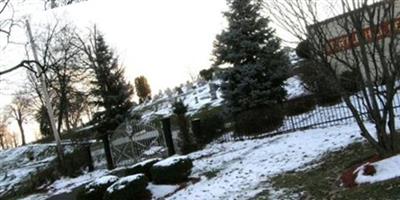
[{"x1": 221, "y1": 92, "x2": 400, "y2": 141}]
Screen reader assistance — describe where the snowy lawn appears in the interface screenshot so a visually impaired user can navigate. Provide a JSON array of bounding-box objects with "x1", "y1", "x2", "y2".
[
  {"x1": 167, "y1": 122, "x2": 370, "y2": 200},
  {"x1": 0, "y1": 144, "x2": 74, "y2": 199},
  {"x1": 18, "y1": 121, "x2": 385, "y2": 200}
]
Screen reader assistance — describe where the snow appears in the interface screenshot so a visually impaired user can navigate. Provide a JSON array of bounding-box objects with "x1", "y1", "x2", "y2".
[
  {"x1": 355, "y1": 155, "x2": 400, "y2": 184},
  {"x1": 86, "y1": 175, "x2": 119, "y2": 188},
  {"x1": 48, "y1": 170, "x2": 108, "y2": 195},
  {"x1": 0, "y1": 144, "x2": 74, "y2": 199},
  {"x1": 147, "y1": 184, "x2": 180, "y2": 199},
  {"x1": 132, "y1": 76, "x2": 308, "y2": 123},
  {"x1": 143, "y1": 146, "x2": 165, "y2": 156},
  {"x1": 285, "y1": 75, "x2": 310, "y2": 100},
  {"x1": 106, "y1": 174, "x2": 145, "y2": 193},
  {"x1": 166, "y1": 122, "x2": 368, "y2": 200},
  {"x1": 153, "y1": 156, "x2": 189, "y2": 167}
]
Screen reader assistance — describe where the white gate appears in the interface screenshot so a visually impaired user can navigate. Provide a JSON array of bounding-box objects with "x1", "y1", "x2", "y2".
[{"x1": 110, "y1": 120, "x2": 167, "y2": 167}]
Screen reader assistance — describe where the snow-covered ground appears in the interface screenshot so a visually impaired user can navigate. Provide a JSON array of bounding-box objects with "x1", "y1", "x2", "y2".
[
  {"x1": 355, "y1": 154, "x2": 400, "y2": 185},
  {"x1": 0, "y1": 144, "x2": 74, "y2": 199},
  {"x1": 167, "y1": 123, "x2": 370, "y2": 200},
  {"x1": 19, "y1": 121, "x2": 372, "y2": 200}
]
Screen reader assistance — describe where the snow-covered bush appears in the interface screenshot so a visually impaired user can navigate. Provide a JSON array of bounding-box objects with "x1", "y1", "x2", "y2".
[
  {"x1": 77, "y1": 175, "x2": 119, "y2": 200},
  {"x1": 110, "y1": 158, "x2": 161, "y2": 181},
  {"x1": 151, "y1": 156, "x2": 193, "y2": 184},
  {"x1": 103, "y1": 174, "x2": 150, "y2": 200}
]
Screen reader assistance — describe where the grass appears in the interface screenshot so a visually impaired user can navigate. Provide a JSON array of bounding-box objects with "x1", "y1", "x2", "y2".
[
  {"x1": 252, "y1": 142, "x2": 400, "y2": 200},
  {"x1": 202, "y1": 169, "x2": 222, "y2": 179}
]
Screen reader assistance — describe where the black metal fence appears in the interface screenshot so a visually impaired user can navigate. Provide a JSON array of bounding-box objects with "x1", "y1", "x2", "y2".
[{"x1": 221, "y1": 92, "x2": 400, "y2": 141}]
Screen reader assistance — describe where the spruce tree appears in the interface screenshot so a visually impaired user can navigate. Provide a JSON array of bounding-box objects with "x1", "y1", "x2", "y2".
[
  {"x1": 89, "y1": 33, "x2": 134, "y2": 169},
  {"x1": 213, "y1": 0, "x2": 288, "y2": 114},
  {"x1": 213, "y1": 0, "x2": 289, "y2": 134}
]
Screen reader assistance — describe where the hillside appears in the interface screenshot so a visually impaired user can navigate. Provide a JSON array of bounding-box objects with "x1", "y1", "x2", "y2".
[
  {"x1": 131, "y1": 76, "x2": 309, "y2": 123},
  {"x1": 0, "y1": 144, "x2": 74, "y2": 199}
]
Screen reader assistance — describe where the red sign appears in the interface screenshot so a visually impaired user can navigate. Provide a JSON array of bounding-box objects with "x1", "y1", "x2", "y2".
[{"x1": 325, "y1": 17, "x2": 400, "y2": 55}]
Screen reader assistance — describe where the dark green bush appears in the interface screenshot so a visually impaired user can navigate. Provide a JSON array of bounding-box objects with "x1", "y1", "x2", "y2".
[
  {"x1": 103, "y1": 174, "x2": 150, "y2": 200},
  {"x1": 192, "y1": 109, "x2": 226, "y2": 147},
  {"x1": 284, "y1": 95, "x2": 316, "y2": 116},
  {"x1": 297, "y1": 61, "x2": 342, "y2": 107},
  {"x1": 234, "y1": 106, "x2": 284, "y2": 136},
  {"x1": 76, "y1": 175, "x2": 119, "y2": 200},
  {"x1": 151, "y1": 156, "x2": 193, "y2": 184}
]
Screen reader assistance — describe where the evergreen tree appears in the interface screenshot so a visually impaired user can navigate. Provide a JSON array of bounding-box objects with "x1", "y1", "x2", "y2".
[
  {"x1": 134, "y1": 76, "x2": 152, "y2": 104},
  {"x1": 213, "y1": 0, "x2": 289, "y2": 135},
  {"x1": 172, "y1": 100, "x2": 196, "y2": 154},
  {"x1": 88, "y1": 32, "x2": 134, "y2": 169}
]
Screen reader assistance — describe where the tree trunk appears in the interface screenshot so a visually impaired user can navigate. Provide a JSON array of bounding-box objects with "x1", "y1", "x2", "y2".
[
  {"x1": 102, "y1": 134, "x2": 115, "y2": 170},
  {"x1": 18, "y1": 120, "x2": 26, "y2": 146},
  {"x1": 0, "y1": 135, "x2": 4, "y2": 149}
]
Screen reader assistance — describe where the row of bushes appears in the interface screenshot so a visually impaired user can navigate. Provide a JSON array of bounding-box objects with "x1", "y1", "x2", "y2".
[{"x1": 77, "y1": 156, "x2": 193, "y2": 200}]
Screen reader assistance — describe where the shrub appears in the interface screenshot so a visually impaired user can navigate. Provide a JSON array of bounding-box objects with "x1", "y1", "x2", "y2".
[
  {"x1": 340, "y1": 70, "x2": 361, "y2": 94},
  {"x1": 109, "y1": 158, "x2": 161, "y2": 181},
  {"x1": 284, "y1": 95, "x2": 316, "y2": 116},
  {"x1": 234, "y1": 106, "x2": 284, "y2": 136},
  {"x1": 192, "y1": 109, "x2": 226, "y2": 147},
  {"x1": 151, "y1": 156, "x2": 193, "y2": 184},
  {"x1": 103, "y1": 174, "x2": 150, "y2": 200},
  {"x1": 297, "y1": 60, "x2": 342, "y2": 106},
  {"x1": 77, "y1": 175, "x2": 119, "y2": 200},
  {"x1": 173, "y1": 100, "x2": 197, "y2": 154}
]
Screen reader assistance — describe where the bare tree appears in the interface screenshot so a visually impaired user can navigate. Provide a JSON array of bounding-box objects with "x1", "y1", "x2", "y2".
[
  {"x1": 8, "y1": 90, "x2": 31, "y2": 145},
  {"x1": 43, "y1": 0, "x2": 87, "y2": 10},
  {"x1": 25, "y1": 22, "x2": 92, "y2": 135},
  {"x1": 265, "y1": 0, "x2": 400, "y2": 156},
  {"x1": 0, "y1": 115, "x2": 17, "y2": 149}
]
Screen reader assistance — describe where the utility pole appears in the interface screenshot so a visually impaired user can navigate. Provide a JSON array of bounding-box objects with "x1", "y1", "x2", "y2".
[{"x1": 25, "y1": 20, "x2": 65, "y2": 167}]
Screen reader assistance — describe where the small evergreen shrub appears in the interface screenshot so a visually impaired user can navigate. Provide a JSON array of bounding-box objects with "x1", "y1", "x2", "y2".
[
  {"x1": 150, "y1": 156, "x2": 193, "y2": 184},
  {"x1": 173, "y1": 100, "x2": 197, "y2": 154},
  {"x1": 192, "y1": 109, "x2": 226, "y2": 147},
  {"x1": 76, "y1": 175, "x2": 119, "y2": 200},
  {"x1": 103, "y1": 174, "x2": 150, "y2": 200},
  {"x1": 234, "y1": 106, "x2": 284, "y2": 136}
]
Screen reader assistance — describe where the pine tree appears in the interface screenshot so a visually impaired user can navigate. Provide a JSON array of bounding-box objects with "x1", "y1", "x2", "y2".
[
  {"x1": 134, "y1": 76, "x2": 152, "y2": 104},
  {"x1": 213, "y1": 0, "x2": 288, "y2": 114},
  {"x1": 89, "y1": 32, "x2": 134, "y2": 169},
  {"x1": 213, "y1": 0, "x2": 289, "y2": 134}
]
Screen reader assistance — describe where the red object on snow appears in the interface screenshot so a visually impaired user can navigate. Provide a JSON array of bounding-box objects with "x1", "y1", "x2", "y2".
[
  {"x1": 363, "y1": 164, "x2": 377, "y2": 176},
  {"x1": 340, "y1": 155, "x2": 381, "y2": 188}
]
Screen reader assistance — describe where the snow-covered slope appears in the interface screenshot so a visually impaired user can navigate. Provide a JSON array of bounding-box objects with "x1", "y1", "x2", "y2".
[
  {"x1": 0, "y1": 144, "x2": 73, "y2": 199},
  {"x1": 132, "y1": 76, "x2": 308, "y2": 123}
]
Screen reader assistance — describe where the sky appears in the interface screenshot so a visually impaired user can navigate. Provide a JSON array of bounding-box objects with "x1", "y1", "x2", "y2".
[
  {"x1": 0, "y1": 0, "x2": 230, "y2": 143},
  {"x1": 0, "y1": 0, "x2": 299, "y2": 143}
]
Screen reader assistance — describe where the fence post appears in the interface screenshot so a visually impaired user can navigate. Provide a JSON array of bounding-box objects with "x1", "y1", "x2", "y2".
[
  {"x1": 191, "y1": 118, "x2": 201, "y2": 143},
  {"x1": 102, "y1": 134, "x2": 115, "y2": 170},
  {"x1": 85, "y1": 144, "x2": 94, "y2": 172},
  {"x1": 162, "y1": 118, "x2": 176, "y2": 156}
]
